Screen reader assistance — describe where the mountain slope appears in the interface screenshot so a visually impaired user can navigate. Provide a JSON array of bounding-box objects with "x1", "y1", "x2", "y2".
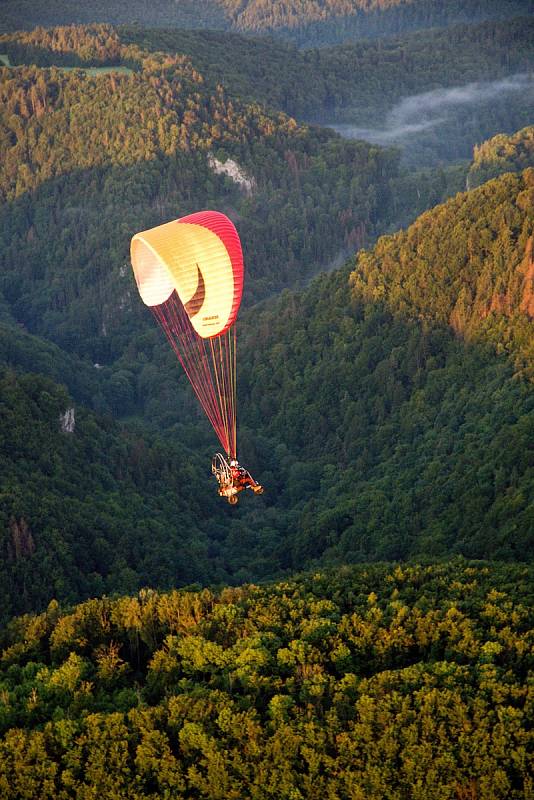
[
  {"x1": 238, "y1": 276, "x2": 534, "y2": 566},
  {"x1": 236, "y1": 170, "x2": 534, "y2": 564},
  {"x1": 352, "y1": 169, "x2": 534, "y2": 378}
]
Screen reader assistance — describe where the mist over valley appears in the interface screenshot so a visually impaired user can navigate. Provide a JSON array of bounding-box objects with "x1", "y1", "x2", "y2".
[{"x1": 329, "y1": 72, "x2": 534, "y2": 165}]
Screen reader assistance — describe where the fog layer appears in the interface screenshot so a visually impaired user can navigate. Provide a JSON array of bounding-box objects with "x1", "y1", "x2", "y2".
[{"x1": 331, "y1": 73, "x2": 533, "y2": 146}]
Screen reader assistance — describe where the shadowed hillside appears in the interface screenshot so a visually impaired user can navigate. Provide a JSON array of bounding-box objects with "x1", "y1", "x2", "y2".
[{"x1": 1, "y1": 0, "x2": 532, "y2": 46}]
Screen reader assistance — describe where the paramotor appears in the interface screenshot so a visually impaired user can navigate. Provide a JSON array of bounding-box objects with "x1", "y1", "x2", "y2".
[
  {"x1": 212, "y1": 453, "x2": 264, "y2": 505},
  {"x1": 130, "y1": 211, "x2": 263, "y2": 503}
]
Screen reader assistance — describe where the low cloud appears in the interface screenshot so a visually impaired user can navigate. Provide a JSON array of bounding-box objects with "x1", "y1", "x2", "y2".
[{"x1": 331, "y1": 73, "x2": 533, "y2": 146}]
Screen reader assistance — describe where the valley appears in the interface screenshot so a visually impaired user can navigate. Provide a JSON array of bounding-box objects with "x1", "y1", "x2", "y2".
[{"x1": 0, "y1": 6, "x2": 533, "y2": 797}]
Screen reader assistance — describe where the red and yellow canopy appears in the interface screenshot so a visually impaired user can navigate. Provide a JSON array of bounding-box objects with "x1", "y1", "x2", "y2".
[{"x1": 131, "y1": 211, "x2": 244, "y2": 338}]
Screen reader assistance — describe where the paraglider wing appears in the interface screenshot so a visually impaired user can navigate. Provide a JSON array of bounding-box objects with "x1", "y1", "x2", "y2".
[
  {"x1": 130, "y1": 211, "x2": 244, "y2": 457},
  {"x1": 131, "y1": 211, "x2": 243, "y2": 337}
]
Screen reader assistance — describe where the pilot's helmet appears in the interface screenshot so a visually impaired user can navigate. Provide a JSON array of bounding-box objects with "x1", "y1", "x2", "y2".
[{"x1": 230, "y1": 459, "x2": 238, "y2": 467}]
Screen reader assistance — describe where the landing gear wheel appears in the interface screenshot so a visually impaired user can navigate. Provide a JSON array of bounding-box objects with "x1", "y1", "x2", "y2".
[{"x1": 228, "y1": 495, "x2": 238, "y2": 505}]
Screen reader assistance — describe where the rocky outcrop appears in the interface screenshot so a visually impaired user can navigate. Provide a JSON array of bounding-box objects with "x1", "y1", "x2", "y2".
[
  {"x1": 207, "y1": 154, "x2": 255, "y2": 195},
  {"x1": 59, "y1": 407, "x2": 75, "y2": 433}
]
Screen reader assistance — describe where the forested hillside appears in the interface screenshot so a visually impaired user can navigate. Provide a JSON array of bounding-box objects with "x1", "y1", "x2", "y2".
[
  {"x1": 352, "y1": 169, "x2": 534, "y2": 377},
  {"x1": 224, "y1": 0, "x2": 533, "y2": 45},
  {"x1": 99, "y1": 19, "x2": 534, "y2": 167},
  {"x1": 0, "y1": 363, "x2": 236, "y2": 622},
  {"x1": 0, "y1": 562, "x2": 531, "y2": 799},
  {"x1": 123, "y1": 17, "x2": 534, "y2": 124},
  {"x1": 235, "y1": 170, "x2": 534, "y2": 566},
  {"x1": 1, "y1": 0, "x2": 531, "y2": 46}
]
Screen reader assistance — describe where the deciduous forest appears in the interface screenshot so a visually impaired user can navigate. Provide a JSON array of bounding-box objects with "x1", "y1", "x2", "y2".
[{"x1": 0, "y1": 563, "x2": 532, "y2": 798}]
